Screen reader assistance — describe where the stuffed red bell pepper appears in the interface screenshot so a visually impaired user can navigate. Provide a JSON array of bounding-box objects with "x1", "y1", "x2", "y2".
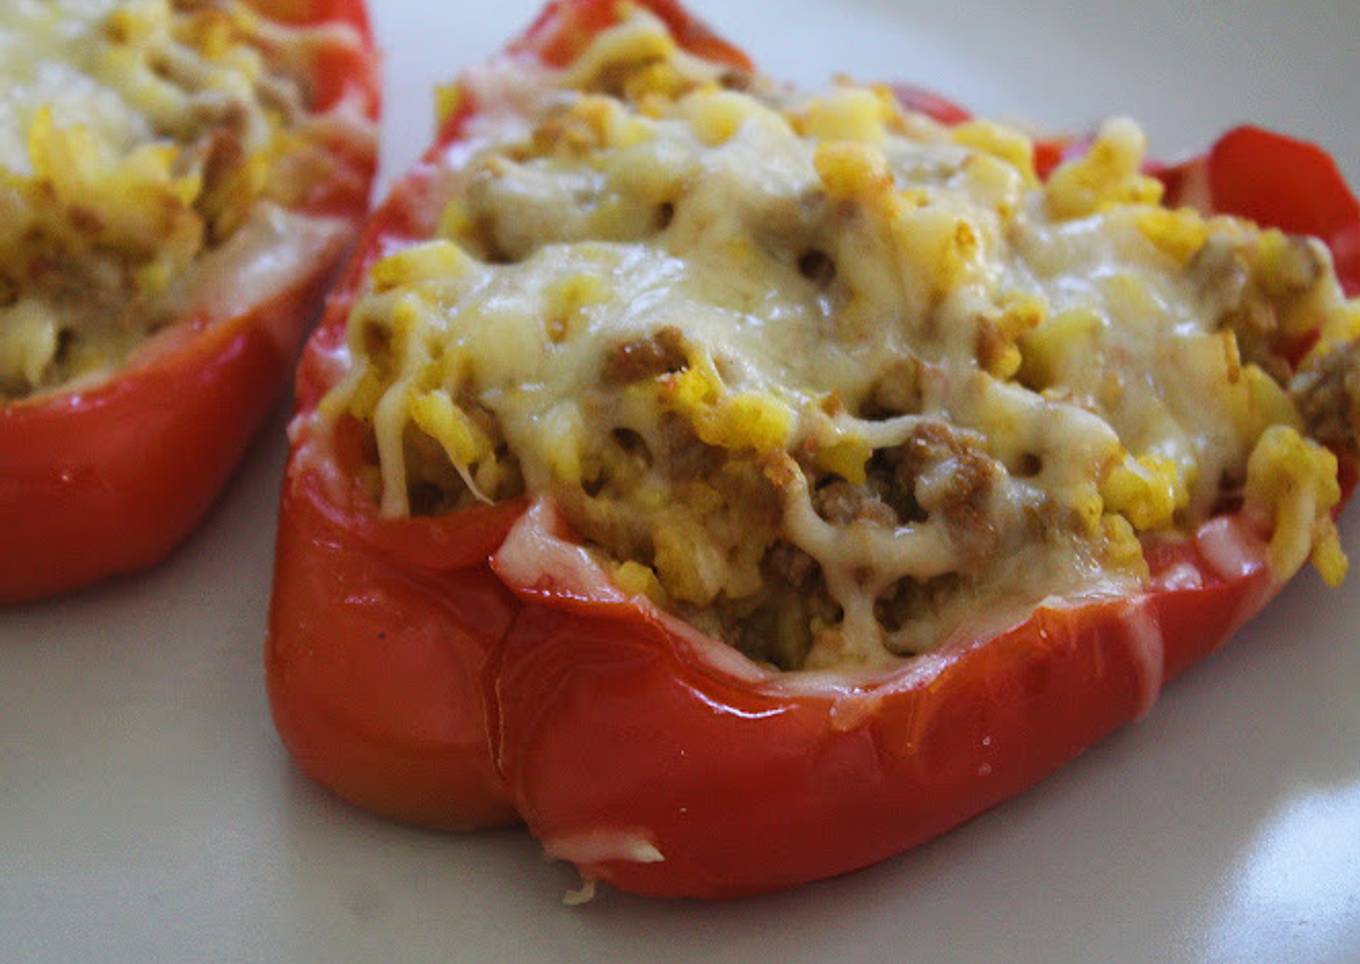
[
  {"x1": 0, "y1": 0, "x2": 379, "y2": 604},
  {"x1": 267, "y1": 0, "x2": 1360, "y2": 897}
]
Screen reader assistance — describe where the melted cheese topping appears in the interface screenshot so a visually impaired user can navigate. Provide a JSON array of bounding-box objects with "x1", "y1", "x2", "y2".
[
  {"x1": 323, "y1": 8, "x2": 1356, "y2": 670},
  {"x1": 0, "y1": 0, "x2": 373, "y2": 398}
]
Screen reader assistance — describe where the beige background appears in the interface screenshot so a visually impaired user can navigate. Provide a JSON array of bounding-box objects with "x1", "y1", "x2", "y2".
[{"x1": 3, "y1": 1, "x2": 1358, "y2": 960}]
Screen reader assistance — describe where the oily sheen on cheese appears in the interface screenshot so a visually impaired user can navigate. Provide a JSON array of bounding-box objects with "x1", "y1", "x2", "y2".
[
  {"x1": 322, "y1": 8, "x2": 1358, "y2": 670},
  {"x1": 0, "y1": 0, "x2": 369, "y2": 399}
]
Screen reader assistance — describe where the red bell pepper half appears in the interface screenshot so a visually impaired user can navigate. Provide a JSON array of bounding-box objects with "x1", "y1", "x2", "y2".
[
  {"x1": 266, "y1": 0, "x2": 1359, "y2": 896},
  {"x1": 0, "y1": 0, "x2": 381, "y2": 605}
]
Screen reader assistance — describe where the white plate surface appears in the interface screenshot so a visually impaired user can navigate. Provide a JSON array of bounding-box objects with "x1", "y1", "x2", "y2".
[{"x1": 3, "y1": 2, "x2": 1359, "y2": 961}]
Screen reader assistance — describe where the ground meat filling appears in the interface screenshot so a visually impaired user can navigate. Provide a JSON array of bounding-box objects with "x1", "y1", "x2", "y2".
[
  {"x1": 1193, "y1": 232, "x2": 1330, "y2": 380},
  {"x1": 603, "y1": 327, "x2": 688, "y2": 384},
  {"x1": 899, "y1": 424, "x2": 1001, "y2": 553},
  {"x1": 813, "y1": 479, "x2": 901, "y2": 528},
  {"x1": 1292, "y1": 340, "x2": 1360, "y2": 457}
]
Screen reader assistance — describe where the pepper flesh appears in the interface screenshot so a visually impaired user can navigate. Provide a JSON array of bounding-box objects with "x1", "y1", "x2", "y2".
[{"x1": 488, "y1": 502, "x2": 1272, "y2": 897}]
